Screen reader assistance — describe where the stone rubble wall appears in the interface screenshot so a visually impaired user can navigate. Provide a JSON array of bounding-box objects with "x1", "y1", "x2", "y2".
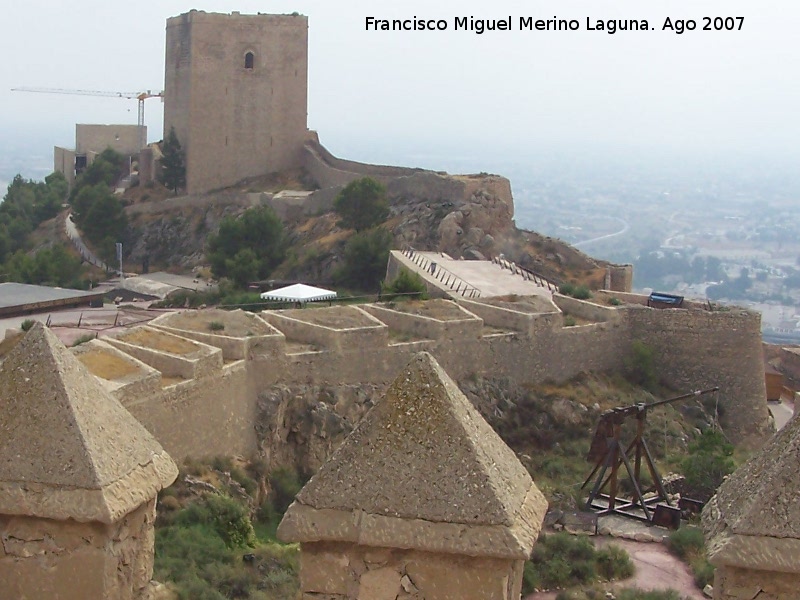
[
  {"x1": 0, "y1": 499, "x2": 157, "y2": 600},
  {"x1": 148, "y1": 322, "x2": 283, "y2": 361},
  {"x1": 456, "y1": 297, "x2": 558, "y2": 335},
  {"x1": 552, "y1": 293, "x2": 622, "y2": 324},
  {"x1": 298, "y1": 541, "x2": 523, "y2": 600},
  {"x1": 125, "y1": 362, "x2": 255, "y2": 461},
  {"x1": 303, "y1": 136, "x2": 425, "y2": 190}
]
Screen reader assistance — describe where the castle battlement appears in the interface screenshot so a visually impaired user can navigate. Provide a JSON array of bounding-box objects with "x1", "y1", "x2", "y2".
[{"x1": 11, "y1": 293, "x2": 765, "y2": 469}]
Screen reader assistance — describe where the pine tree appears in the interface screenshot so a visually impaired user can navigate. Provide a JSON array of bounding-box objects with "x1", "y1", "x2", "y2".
[{"x1": 160, "y1": 127, "x2": 186, "y2": 195}]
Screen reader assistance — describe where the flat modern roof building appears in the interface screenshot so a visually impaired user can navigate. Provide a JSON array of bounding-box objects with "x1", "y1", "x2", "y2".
[{"x1": 0, "y1": 283, "x2": 104, "y2": 318}]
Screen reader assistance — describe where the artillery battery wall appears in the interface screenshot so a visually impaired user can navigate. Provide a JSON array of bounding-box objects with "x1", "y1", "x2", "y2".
[{"x1": 75, "y1": 294, "x2": 771, "y2": 471}]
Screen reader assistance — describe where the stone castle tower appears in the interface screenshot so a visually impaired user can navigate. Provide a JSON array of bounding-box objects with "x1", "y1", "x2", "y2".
[{"x1": 163, "y1": 10, "x2": 309, "y2": 194}]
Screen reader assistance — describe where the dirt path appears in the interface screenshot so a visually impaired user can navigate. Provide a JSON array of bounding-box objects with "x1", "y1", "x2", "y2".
[{"x1": 524, "y1": 537, "x2": 705, "y2": 600}]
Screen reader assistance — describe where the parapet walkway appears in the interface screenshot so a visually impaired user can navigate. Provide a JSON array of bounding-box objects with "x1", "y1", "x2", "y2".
[{"x1": 402, "y1": 250, "x2": 555, "y2": 299}]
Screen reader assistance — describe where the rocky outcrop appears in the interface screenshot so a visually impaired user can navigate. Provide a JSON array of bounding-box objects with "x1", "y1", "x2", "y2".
[
  {"x1": 125, "y1": 192, "x2": 261, "y2": 269},
  {"x1": 256, "y1": 383, "x2": 383, "y2": 476}
]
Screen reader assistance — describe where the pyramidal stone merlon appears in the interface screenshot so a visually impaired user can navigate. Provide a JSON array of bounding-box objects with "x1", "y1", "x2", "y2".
[
  {"x1": 703, "y1": 408, "x2": 800, "y2": 574},
  {"x1": 279, "y1": 351, "x2": 547, "y2": 559},
  {"x1": 0, "y1": 323, "x2": 178, "y2": 524}
]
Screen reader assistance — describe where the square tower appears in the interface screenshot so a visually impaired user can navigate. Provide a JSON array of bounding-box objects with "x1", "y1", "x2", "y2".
[{"x1": 164, "y1": 11, "x2": 308, "y2": 194}]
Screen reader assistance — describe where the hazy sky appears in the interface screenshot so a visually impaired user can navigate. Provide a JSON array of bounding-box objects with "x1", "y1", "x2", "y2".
[{"x1": 2, "y1": 0, "x2": 798, "y2": 176}]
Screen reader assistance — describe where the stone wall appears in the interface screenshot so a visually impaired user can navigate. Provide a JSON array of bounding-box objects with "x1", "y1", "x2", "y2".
[
  {"x1": 0, "y1": 498, "x2": 157, "y2": 600},
  {"x1": 89, "y1": 293, "x2": 770, "y2": 465},
  {"x1": 552, "y1": 293, "x2": 622, "y2": 324},
  {"x1": 53, "y1": 146, "x2": 76, "y2": 188},
  {"x1": 261, "y1": 308, "x2": 389, "y2": 353},
  {"x1": 104, "y1": 333, "x2": 223, "y2": 380},
  {"x1": 76, "y1": 124, "x2": 144, "y2": 156},
  {"x1": 606, "y1": 264, "x2": 633, "y2": 293},
  {"x1": 712, "y1": 561, "x2": 798, "y2": 599},
  {"x1": 456, "y1": 297, "x2": 558, "y2": 336},
  {"x1": 125, "y1": 362, "x2": 255, "y2": 461},
  {"x1": 626, "y1": 305, "x2": 772, "y2": 447},
  {"x1": 303, "y1": 135, "x2": 424, "y2": 189},
  {"x1": 164, "y1": 11, "x2": 308, "y2": 194},
  {"x1": 360, "y1": 303, "x2": 483, "y2": 342},
  {"x1": 298, "y1": 541, "x2": 523, "y2": 600}
]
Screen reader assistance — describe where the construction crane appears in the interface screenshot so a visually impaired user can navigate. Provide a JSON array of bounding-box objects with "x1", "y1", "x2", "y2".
[{"x1": 10, "y1": 87, "x2": 163, "y2": 148}]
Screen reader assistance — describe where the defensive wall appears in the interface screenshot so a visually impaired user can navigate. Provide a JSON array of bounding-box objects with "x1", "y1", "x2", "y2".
[
  {"x1": 48, "y1": 294, "x2": 772, "y2": 470},
  {"x1": 301, "y1": 136, "x2": 516, "y2": 221}
]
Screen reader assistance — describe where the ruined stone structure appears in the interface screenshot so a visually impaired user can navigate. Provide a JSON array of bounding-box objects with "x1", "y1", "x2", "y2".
[
  {"x1": 0, "y1": 324, "x2": 178, "y2": 599},
  {"x1": 278, "y1": 352, "x2": 548, "y2": 599},
  {"x1": 703, "y1": 410, "x2": 800, "y2": 599},
  {"x1": 163, "y1": 10, "x2": 309, "y2": 194}
]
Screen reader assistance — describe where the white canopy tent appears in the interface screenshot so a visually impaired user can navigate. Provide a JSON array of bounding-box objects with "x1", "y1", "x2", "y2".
[{"x1": 260, "y1": 283, "x2": 337, "y2": 303}]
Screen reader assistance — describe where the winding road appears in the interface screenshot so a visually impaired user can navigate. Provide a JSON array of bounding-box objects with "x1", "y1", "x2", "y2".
[
  {"x1": 573, "y1": 216, "x2": 630, "y2": 249},
  {"x1": 64, "y1": 213, "x2": 110, "y2": 271}
]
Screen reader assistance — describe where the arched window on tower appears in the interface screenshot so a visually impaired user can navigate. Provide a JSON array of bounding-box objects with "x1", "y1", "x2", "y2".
[{"x1": 244, "y1": 52, "x2": 254, "y2": 69}]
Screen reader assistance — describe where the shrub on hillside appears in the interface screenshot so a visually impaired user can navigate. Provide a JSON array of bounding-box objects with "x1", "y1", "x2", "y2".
[
  {"x1": 680, "y1": 430, "x2": 735, "y2": 501},
  {"x1": 333, "y1": 177, "x2": 389, "y2": 232},
  {"x1": 206, "y1": 205, "x2": 286, "y2": 287},
  {"x1": 595, "y1": 544, "x2": 635, "y2": 580},
  {"x1": 556, "y1": 587, "x2": 682, "y2": 600},
  {"x1": 616, "y1": 590, "x2": 682, "y2": 600},
  {"x1": 523, "y1": 533, "x2": 634, "y2": 593},
  {"x1": 559, "y1": 282, "x2": 592, "y2": 299},
  {"x1": 668, "y1": 526, "x2": 715, "y2": 589},
  {"x1": 175, "y1": 494, "x2": 255, "y2": 549},
  {"x1": 381, "y1": 267, "x2": 428, "y2": 300},
  {"x1": 624, "y1": 340, "x2": 658, "y2": 392},
  {"x1": 333, "y1": 227, "x2": 393, "y2": 291}
]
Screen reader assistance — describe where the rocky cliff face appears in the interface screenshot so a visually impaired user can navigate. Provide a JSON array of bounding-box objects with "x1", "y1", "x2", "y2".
[
  {"x1": 256, "y1": 383, "x2": 382, "y2": 476},
  {"x1": 385, "y1": 172, "x2": 514, "y2": 261},
  {"x1": 124, "y1": 193, "x2": 261, "y2": 270}
]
